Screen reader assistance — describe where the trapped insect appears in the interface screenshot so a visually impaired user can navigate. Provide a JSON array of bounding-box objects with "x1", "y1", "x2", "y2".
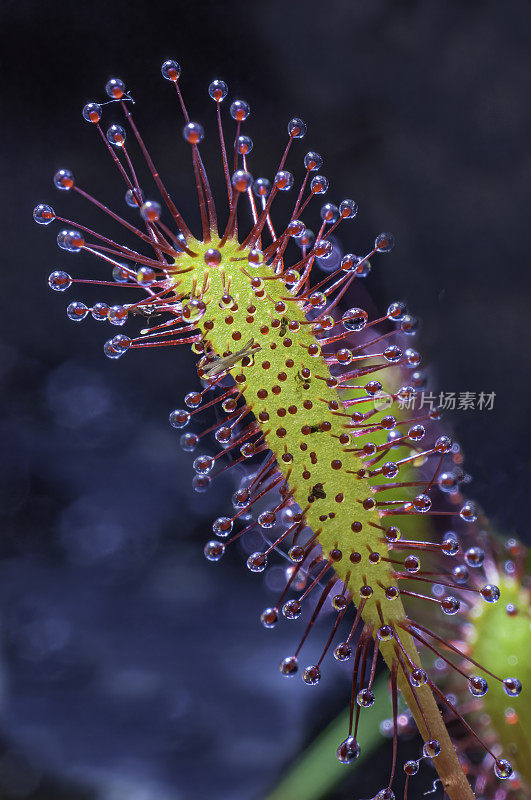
[{"x1": 34, "y1": 61, "x2": 526, "y2": 800}]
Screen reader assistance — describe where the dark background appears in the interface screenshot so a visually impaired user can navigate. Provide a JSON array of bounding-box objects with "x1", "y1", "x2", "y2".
[{"x1": 1, "y1": 1, "x2": 530, "y2": 799}]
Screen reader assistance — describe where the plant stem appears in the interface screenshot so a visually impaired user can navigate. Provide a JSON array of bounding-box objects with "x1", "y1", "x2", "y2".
[{"x1": 380, "y1": 632, "x2": 476, "y2": 800}]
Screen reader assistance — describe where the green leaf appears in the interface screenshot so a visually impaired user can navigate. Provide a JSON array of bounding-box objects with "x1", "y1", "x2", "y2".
[{"x1": 266, "y1": 673, "x2": 390, "y2": 800}]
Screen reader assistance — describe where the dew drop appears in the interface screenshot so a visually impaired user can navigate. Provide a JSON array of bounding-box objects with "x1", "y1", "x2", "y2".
[
  {"x1": 48, "y1": 270, "x2": 71, "y2": 291},
  {"x1": 340, "y1": 254, "x2": 365, "y2": 274},
  {"x1": 384, "y1": 345, "x2": 402, "y2": 363},
  {"x1": 377, "y1": 625, "x2": 394, "y2": 642},
  {"x1": 125, "y1": 189, "x2": 141, "y2": 208},
  {"x1": 54, "y1": 168, "x2": 75, "y2": 191},
  {"x1": 230, "y1": 100, "x2": 250, "y2": 121},
  {"x1": 140, "y1": 200, "x2": 161, "y2": 222},
  {"x1": 113, "y1": 265, "x2": 131, "y2": 283},
  {"x1": 434, "y1": 435, "x2": 453, "y2": 454},
  {"x1": 310, "y1": 175, "x2": 328, "y2": 194},
  {"x1": 200, "y1": 250, "x2": 221, "y2": 271},
  {"x1": 381, "y1": 462, "x2": 399, "y2": 479},
  {"x1": 313, "y1": 239, "x2": 333, "y2": 258},
  {"x1": 357, "y1": 688, "x2": 375, "y2": 707},
  {"x1": 413, "y1": 493, "x2": 431, "y2": 512},
  {"x1": 288, "y1": 220, "x2": 305, "y2": 238},
  {"x1": 288, "y1": 117, "x2": 306, "y2": 138},
  {"x1": 302, "y1": 665, "x2": 321, "y2": 686},
  {"x1": 215, "y1": 426, "x2": 232, "y2": 444},
  {"x1": 410, "y1": 668, "x2": 427, "y2": 687},
  {"x1": 212, "y1": 516, "x2": 233, "y2": 537},
  {"x1": 494, "y1": 759, "x2": 513, "y2": 779},
  {"x1": 441, "y1": 596, "x2": 460, "y2": 615},
  {"x1": 503, "y1": 677, "x2": 522, "y2": 697},
  {"x1": 66, "y1": 301, "x2": 88, "y2": 322},
  {"x1": 57, "y1": 229, "x2": 85, "y2": 252},
  {"x1": 208, "y1": 79, "x2": 228, "y2": 101},
  {"x1": 354, "y1": 256, "x2": 372, "y2": 277},
  {"x1": 193, "y1": 455, "x2": 214, "y2": 474},
  {"x1": 204, "y1": 540, "x2": 225, "y2": 561},
  {"x1": 106, "y1": 124, "x2": 126, "y2": 147},
  {"x1": 184, "y1": 391, "x2": 202, "y2": 409},
  {"x1": 161, "y1": 60, "x2": 181, "y2": 82},
  {"x1": 232, "y1": 488, "x2": 250, "y2": 509},
  {"x1": 236, "y1": 135, "x2": 253, "y2": 155},
  {"x1": 34, "y1": 203, "x2": 56, "y2": 225},
  {"x1": 308, "y1": 291, "x2": 326, "y2": 310},
  {"x1": 336, "y1": 736, "x2": 360, "y2": 764},
  {"x1": 320, "y1": 203, "x2": 339, "y2": 223},
  {"x1": 274, "y1": 170, "x2": 294, "y2": 191},
  {"x1": 387, "y1": 301, "x2": 407, "y2": 321},
  {"x1": 110, "y1": 334, "x2": 131, "y2": 355},
  {"x1": 404, "y1": 347, "x2": 421, "y2": 367},
  {"x1": 332, "y1": 594, "x2": 348, "y2": 611},
  {"x1": 464, "y1": 547, "x2": 484, "y2": 568},
  {"x1": 459, "y1": 502, "x2": 477, "y2": 522},
  {"x1": 183, "y1": 122, "x2": 204, "y2": 145},
  {"x1": 404, "y1": 555, "x2": 420, "y2": 573},
  {"x1": 219, "y1": 294, "x2": 236, "y2": 311},
  {"x1": 408, "y1": 424, "x2": 425, "y2": 441},
  {"x1": 439, "y1": 471, "x2": 460, "y2": 494},
  {"x1": 304, "y1": 151, "x2": 322, "y2": 171},
  {"x1": 452, "y1": 564, "x2": 469, "y2": 584},
  {"x1": 258, "y1": 511, "x2": 276, "y2": 529},
  {"x1": 411, "y1": 370, "x2": 426, "y2": 388},
  {"x1": 296, "y1": 228, "x2": 315, "y2": 250},
  {"x1": 288, "y1": 545, "x2": 305, "y2": 563},
  {"x1": 103, "y1": 339, "x2": 121, "y2": 359},
  {"x1": 334, "y1": 642, "x2": 352, "y2": 662},
  {"x1": 136, "y1": 266, "x2": 156, "y2": 287},
  {"x1": 192, "y1": 474, "x2": 211, "y2": 493},
  {"x1": 397, "y1": 385, "x2": 416, "y2": 404},
  {"x1": 180, "y1": 432, "x2": 199, "y2": 452},
  {"x1": 422, "y1": 739, "x2": 441, "y2": 758},
  {"x1": 282, "y1": 599, "x2": 302, "y2": 620},
  {"x1": 481, "y1": 584, "x2": 500, "y2": 603},
  {"x1": 401, "y1": 314, "x2": 418, "y2": 335},
  {"x1": 385, "y1": 527, "x2": 401, "y2": 543},
  {"x1": 441, "y1": 532, "x2": 459, "y2": 556},
  {"x1": 279, "y1": 656, "x2": 298, "y2": 677},
  {"x1": 240, "y1": 442, "x2": 255, "y2": 458},
  {"x1": 342, "y1": 307, "x2": 368, "y2": 332},
  {"x1": 247, "y1": 552, "x2": 267, "y2": 572},
  {"x1": 375, "y1": 232, "x2": 395, "y2": 252},
  {"x1": 82, "y1": 102, "x2": 102, "y2": 123},
  {"x1": 260, "y1": 607, "x2": 278, "y2": 629},
  {"x1": 376, "y1": 791, "x2": 395, "y2": 800},
  {"x1": 105, "y1": 78, "x2": 126, "y2": 99},
  {"x1": 108, "y1": 305, "x2": 128, "y2": 326},
  {"x1": 253, "y1": 177, "x2": 270, "y2": 198},
  {"x1": 339, "y1": 199, "x2": 358, "y2": 219},
  {"x1": 232, "y1": 170, "x2": 253, "y2": 192},
  {"x1": 365, "y1": 380, "x2": 382, "y2": 397},
  {"x1": 183, "y1": 298, "x2": 206, "y2": 322},
  {"x1": 336, "y1": 348, "x2": 353, "y2": 366},
  {"x1": 469, "y1": 676, "x2": 488, "y2": 696}
]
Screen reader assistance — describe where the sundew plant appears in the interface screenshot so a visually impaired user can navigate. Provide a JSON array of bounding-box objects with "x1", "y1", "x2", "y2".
[{"x1": 33, "y1": 62, "x2": 528, "y2": 800}]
